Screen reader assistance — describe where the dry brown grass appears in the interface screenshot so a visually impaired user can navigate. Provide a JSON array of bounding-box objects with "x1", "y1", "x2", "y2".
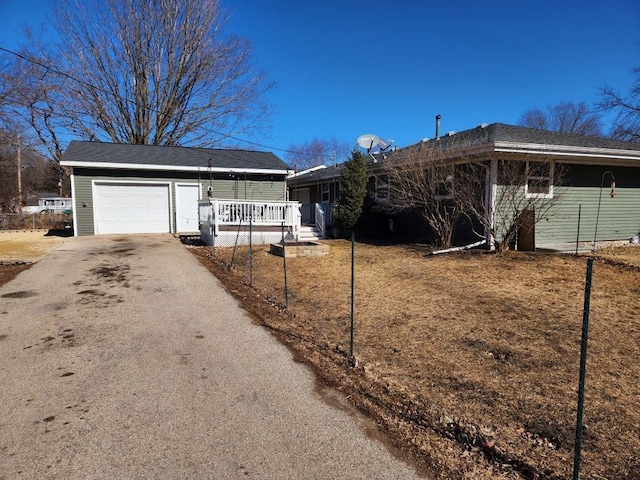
[
  {"x1": 0, "y1": 230, "x2": 69, "y2": 262},
  {"x1": 191, "y1": 241, "x2": 640, "y2": 479}
]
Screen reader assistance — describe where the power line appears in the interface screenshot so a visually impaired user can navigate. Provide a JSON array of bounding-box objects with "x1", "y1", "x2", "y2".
[{"x1": 0, "y1": 45, "x2": 337, "y2": 163}]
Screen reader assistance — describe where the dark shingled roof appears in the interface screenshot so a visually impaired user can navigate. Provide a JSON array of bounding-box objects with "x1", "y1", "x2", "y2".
[
  {"x1": 291, "y1": 123, "x2": 640, "y2": 184},
  {"x1": 426, "y1": 123, "x2": 640, "y2": 151},
  {"x1": 60, "y1": 141, "x2": 290, "y2": 171}
]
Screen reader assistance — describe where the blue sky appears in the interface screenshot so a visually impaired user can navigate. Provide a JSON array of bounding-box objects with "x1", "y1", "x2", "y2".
[{"x1": 2, "y1": 0, "x2": 640, "y2": 159}]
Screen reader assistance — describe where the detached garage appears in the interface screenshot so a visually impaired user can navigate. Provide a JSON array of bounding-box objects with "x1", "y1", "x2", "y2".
[{"x1": 60, "y1": 141, "x2": 291, "y2": 236}]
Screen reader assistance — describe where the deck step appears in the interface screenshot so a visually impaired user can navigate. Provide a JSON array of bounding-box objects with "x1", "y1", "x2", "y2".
[{"x1": 299, "y1": 225, "x2": 324, "y2": 241}]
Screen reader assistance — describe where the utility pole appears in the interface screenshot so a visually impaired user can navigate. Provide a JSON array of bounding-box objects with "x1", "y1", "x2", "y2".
[{"x1": 17, "y1": 134, "x2": 23, "y2": 214}]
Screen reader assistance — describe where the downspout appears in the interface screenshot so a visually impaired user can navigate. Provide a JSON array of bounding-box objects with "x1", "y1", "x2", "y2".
[{"x1": 485, "y1": 159, "x2": 498, "y2": 251}]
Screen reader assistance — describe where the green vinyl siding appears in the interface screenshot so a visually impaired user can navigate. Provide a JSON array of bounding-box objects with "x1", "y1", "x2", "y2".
[
  {"x1": 72, "y1": 168, "x2": 287, "y2": 235},
  {"x1": 207, "y1": 173, "x2": 287, "y2": 201},
  {"x1": 534, "y1": 164, "x2": 640, "y2": 244},
  {"x1": 492, "y1": 164, "x2": 640, "y2": 245},
  {"x1": 73, "y1": 170, "x2": 96, "y2": 236}
]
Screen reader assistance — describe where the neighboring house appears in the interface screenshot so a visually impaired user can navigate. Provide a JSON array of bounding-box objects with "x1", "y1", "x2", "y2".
[
  {"x1": 22, "y1": 193, "x2": 73, "y2": 214},
  {"x1": 60, "y1": 141, "x2": 292, "y2": 236},
  {"x1": 290, "y1": 123, "x2": 640, "y2": 249}
]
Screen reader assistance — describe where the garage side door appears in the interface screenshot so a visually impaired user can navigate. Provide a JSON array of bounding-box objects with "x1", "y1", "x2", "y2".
[
  {"x1": 94, "y1": 182, "x2": 171, "y2": 234},
  {"x1": 175, "y1": 183, "x2": 201, "y2": 233}
]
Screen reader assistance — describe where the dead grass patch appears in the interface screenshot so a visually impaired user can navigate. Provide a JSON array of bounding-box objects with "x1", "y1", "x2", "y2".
[{"x1": 190, "y1": 241, "x2": 640, "y2": 479}]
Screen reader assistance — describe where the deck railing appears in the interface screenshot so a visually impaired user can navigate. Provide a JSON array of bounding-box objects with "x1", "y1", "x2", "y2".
[
  {"x1": 300, "y1": 202, "x2": 334, "y2": 225},
  {"x1": 315, "y1": 203, "x2": 325, "y2": 238},
  {"x1": 199, "y1": 199, "x2": 302, "y2": 247}
]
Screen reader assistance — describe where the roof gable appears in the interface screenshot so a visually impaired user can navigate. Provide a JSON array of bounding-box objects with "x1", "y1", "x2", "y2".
[{"x1": 60, "y1": 141, "x2": 290, "y2": 172}]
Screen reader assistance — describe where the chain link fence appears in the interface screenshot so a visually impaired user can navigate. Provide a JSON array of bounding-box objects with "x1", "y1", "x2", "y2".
[{"x1": 0, "y1": 212, "x2": 73, "y2": 231}]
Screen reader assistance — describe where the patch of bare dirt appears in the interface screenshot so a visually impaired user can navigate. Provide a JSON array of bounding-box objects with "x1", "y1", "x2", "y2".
[
  {"x1": 187, "y1": 240, "x2": 640, "y2": 480},
  {"x1": 0, "y1": 263, "x2": 32, "y2": 288}
]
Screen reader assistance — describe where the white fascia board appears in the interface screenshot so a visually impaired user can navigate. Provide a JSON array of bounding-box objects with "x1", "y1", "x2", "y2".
[
  {"x1": 288, "y1": 165, "x2": 327, "y2": 178},
  {"x1": 493, "y1": 141, "x2": 640, "y2": 163},
  {"x1": 59, "y1": 160, "x2": 290, "y2": 175}
]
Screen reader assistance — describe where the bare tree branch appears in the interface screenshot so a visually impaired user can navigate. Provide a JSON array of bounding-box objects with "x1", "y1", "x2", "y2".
[
  {"x1": 285, "y1": 138, "x2": 351, "y2": 171},
  {"x1": 518, "y1": 101, "x2": 603, "y2": 137},
  {"x1": 453, "y1": 156, "x2": 566, "y2": 251},
  {"x1": 383, "y1": 141, "x2": 461, "y2": 248},
  {"x1": 598, "y1": 66, "x2": 640, "y2": 142},
  {"x1": 383, "y1": 136, "x2": 566, "y2": 251},
  {"x1": 3, "y1": 0, "x2": 273, "y2": 149}
]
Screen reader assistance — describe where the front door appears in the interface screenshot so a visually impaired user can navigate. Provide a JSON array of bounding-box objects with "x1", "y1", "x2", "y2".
[{"x1": 517, "y1": 209, "x2": 536, "y2": 251}]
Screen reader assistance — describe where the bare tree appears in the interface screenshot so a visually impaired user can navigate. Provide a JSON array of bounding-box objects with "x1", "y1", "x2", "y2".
[
  {"x1": 2, "y1": 43, "x2": 69, "y2": 158},
  {"x1": 285, "y1": 138, "x2": 351, "y2": 171},
  {"x1": 383, "y1": 133, "x2": 565, "y2": 251},
  {"x1": 598, "y1": 66, "x2": 640, "y2": 142},
  {"x1": 518, "y1": 101, "x2": 603, "y2": 137},
  {"x1": 453, "y1": 157, "x2": 565, "y2": 251},
  {"x1": 383, "y1": 141, "x2": 460, "y2": 248},
  {"x1": 0, "y1": 130, "x2": 54, "y2": 212},
  {"x1": 3, "y1": 0, "x2": 272, "y2": 148},
  {"x1": 0, "y1": 40, "x2": 75, "y2": 194}
]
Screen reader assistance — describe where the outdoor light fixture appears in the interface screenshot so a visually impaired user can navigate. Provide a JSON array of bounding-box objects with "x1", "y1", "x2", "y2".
[{"x1": 592, "y1": 170, "x2": 616, "y2": 252}]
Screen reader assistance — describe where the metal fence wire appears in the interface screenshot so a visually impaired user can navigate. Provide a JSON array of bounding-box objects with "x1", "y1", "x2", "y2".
[{"x1": 0, "y1": 212, "x2": 73, "y2": 231}]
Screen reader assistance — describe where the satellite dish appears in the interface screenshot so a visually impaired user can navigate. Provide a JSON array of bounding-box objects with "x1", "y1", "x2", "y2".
[
  {"x1": 357, "y1": 134, "x2": 381, "y2": 152},
  {"x1": 357, "y1": 134, "x2": 393, "y2": 152}
]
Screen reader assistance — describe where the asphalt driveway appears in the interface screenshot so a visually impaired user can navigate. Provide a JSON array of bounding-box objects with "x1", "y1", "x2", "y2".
[{"x1": 0, "y1": 234, "x2": 421, "y2": 479}]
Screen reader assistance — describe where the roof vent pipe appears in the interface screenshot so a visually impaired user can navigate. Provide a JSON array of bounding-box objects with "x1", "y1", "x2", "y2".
[{"x1": 435, "y1": 114, "x2": 441, "y2": 140}]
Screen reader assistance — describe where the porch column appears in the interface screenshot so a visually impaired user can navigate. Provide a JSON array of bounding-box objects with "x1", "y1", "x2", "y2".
[{"x1": 485, "y1": 159, "x2": 498, "y2": 251}]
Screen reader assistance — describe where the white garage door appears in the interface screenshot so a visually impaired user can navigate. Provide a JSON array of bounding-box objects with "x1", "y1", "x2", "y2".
[{"x1": 94, "y1": 182, "x2": 171, "y2": 234}]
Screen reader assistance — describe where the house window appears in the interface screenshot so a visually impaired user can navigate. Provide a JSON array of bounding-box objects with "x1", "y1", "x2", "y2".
[
  {"x1": 525, "y1": 161, "x2": 554, "y2": 199},
  {"x1": 321, "y1": 183, "x2": 330, "y2": 203},
  {"x1": 375, "y1": 176, "x2": 390, "y2": 202},
  {"x1": 434, "y1": 175, "x2": 454, "y2": 200}
]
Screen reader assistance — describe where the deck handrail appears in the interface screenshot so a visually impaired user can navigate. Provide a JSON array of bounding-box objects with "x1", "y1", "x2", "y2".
[
  {"x1": 199, "y1": 199, "x2": 301, "y2": 239},
  {"x1": 314, "y1": 203, "x2": 325, "y2": 238}
]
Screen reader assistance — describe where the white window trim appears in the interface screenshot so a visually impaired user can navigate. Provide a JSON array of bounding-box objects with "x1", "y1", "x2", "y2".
[{"x1": 525, "y1": 161, "x2": 554, "y2": 199}]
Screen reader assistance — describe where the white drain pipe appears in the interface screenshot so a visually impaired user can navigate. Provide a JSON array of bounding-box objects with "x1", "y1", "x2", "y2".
[{"x1": 430, "y1": 239, "x2": 487, "y2": 255}]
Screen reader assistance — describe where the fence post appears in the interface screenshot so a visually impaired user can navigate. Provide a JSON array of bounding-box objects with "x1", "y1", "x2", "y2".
[
  {"x1": 249, "y1": 213, "x2": 253, "y2": 287},
  {"x1": 281, "y1": 222, "x2": 288, "y2": 309},
  {"x1": 349, "y1": 231, "x2": 356, "y2": 366},
  {"x1": 575, "y1": 204, "x2": 581, "y2": 256},
  {"x1": 213, "y1": 200, "x2": 219, "y2": 236},
  {"x1": 573, "y1": 257, "x2": 594, "y2": 480}
]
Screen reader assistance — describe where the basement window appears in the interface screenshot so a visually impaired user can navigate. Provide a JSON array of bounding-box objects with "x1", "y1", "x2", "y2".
[{"x1": 525, "y1": 161, "x2": 554, "y2": 199}]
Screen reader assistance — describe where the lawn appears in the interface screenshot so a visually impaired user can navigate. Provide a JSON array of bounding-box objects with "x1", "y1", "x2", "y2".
[{"x1": 190, "y1": 240, "x2": 640, "y2": 480}]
